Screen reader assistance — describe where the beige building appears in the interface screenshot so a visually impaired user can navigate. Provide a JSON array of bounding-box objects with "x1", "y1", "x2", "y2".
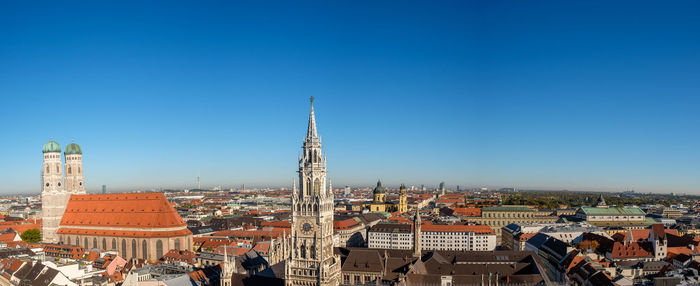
[{"x1": 463, "y1": 206, "x2": 558, "y2": 242}]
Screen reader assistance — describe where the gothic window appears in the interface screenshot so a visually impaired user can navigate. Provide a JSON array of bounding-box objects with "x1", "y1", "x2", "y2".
[
  {"x1": 313, "y1": 204, "x2": 318, "y2": 213},
  {"x1": 313, "y1": 150, "x2": 318, "y2": 163},
  {"x1": 156, "y1": 240, "x2": 164, "y2": 259},
  {"x1": 93, "y1": 238, "x2": 97, "y2": 248},
  {"x1": 102, "y1": 238, "x2": 107, "y2": 250},
  {"x1": 175, "y1": 238, "x2": 181, "y2": 250},
  {"x1": 314, "y1": 180, "x2": 320, "y2": 195},
  {"x1": 56, "y1": 166, "x2": 59, "y2": 172},
  {"x1": 122, "y1": 240, "x2": 127, "y2": 257},
  {"x1": 68, "y1": 166, "x2": 71, "y2": 174},
  {"x1": 310, "y1": 245, "x2": 316, "y2": 259},
  {"x1": 132, "y1": 239, "x2": 137, "y2": 258},
  {"x1": 85, "y1": 238, "x2": 88, "y2": 248},
  {"x1": 67, "y1": 237, "x2": 71, "y2": 244},
  {"x1": 301, "y1": 244, "x2": 306, "y2": 258},
  {"x1": 142, "y1": 240, "x2": 148, "y2": 259},
  {"x1": 112, "y1": 238, "x2": 117, "y2": 250},
  {"x1": 306, "y1": 180, "x2": 311, "y2": 196},
  {"x1": 296, "y1": 204, "x2": 300, "y2": 212}
]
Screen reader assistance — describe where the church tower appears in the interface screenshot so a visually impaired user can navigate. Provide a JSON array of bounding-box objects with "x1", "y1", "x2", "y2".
[
  {"x1": 413, "y1": 210, "x2": 421, "y2": 258},
  {"x1": 221, "y1": 248, "x2": 233, "y2": 286},
  {"x1": 64, "y1": 141, "x2": 86, "y2": 195},
  {"x1": 398, "y1": 184, "x2": 408, "y2": 213},
  {"x1": 41, "y1": 139, "x2": 66, "y2": 243},
  {"x1": 285, "y1": 97, "x2": 341, "y2": 286}
]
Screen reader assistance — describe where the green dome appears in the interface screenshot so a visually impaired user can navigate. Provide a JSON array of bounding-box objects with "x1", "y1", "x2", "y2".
[
  {"x1": 373, "y1": 180, "x2": 386, "y2": 194},
  {"x1": 64, "y1": 142, "x2": 82, "y2": 155},
  {"x1": 42, "y1": 140, "x2": 61, "y2": 153}
]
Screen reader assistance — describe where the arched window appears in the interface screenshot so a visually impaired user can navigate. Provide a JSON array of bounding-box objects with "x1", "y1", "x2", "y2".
[
  {"x1": 122, "y1": 240, "x2": 127, "y2": 257},
  {"x1": 174, "y1": 239, "x2": 181, "y2": 250},
  {"x1": 306, "y1": 180, "x2": 311, "y2": 196},
  {"x1": 68, "y1": 166, "x2": 71, "y2": 174},
  {"x1": 313, "y1": 204, "x2": 318, "y2": 213},
  {"x1": 142, "y1": 240, "x2": 148, "y2": 259},
  {"x1": 85, "y1": 238, "x2": 89, "y2": 248},
  {"x1": 67, "y1": 237, "x2": 71, "y2": 244},
  {"x1": 156, "y1": 240, "x2": 163, "y2": 259},
  {"x1": 112, "y1": 238, "x2": 117, "y2": 250},
  {"x1": 56, "y1": 166, "x2": 59, "y2": 172},
  {"x1": 93, "y1": 238, "x2": 97, "y2": 249},
  {"x1": 132, "y1": 239, "x2": 137, "y2": 259},
  {"x1": 313, "y1": 150, "x2": 318, "y2": 163},
  {"x1": 102, "y1": 238, "x2": 107, "y2": 250},
  {"x1": 314, "y1": 179, "x2": 320, "y2": 195}
]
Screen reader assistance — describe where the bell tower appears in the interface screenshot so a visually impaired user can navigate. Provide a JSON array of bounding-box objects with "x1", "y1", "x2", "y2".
[
  {"x1": 41, "y1": 139, "x2": 66, "y2": 243},
  {"x1": 64, "y1": 141, "x2": 86, "y2": 195},
  {"x1": 285, "y1": 97, "x2": 341, "y2": 286}
]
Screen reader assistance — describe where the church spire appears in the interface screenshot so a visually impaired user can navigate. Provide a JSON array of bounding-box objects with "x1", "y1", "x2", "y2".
[{"x1": 306, "y1": 96, "x2": 318, "y2": 140}]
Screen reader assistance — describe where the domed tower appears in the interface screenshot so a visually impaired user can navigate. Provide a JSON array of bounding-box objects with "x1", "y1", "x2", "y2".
[
  {"x1": 41, "y1": 139, "x2": 65, "y2": 243},
  {"x1": 64, "y1": 141, "x2": 85, "y2": 194},
  {"x1": 398, "y1": 184, "x2": 408, "y2": 213},
  {"x1": 373, "y1": 180, "x2": 386, "y2": 203}
]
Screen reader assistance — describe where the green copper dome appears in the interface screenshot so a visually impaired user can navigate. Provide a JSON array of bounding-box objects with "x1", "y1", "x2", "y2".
[
  {"x1": 373, "y1": 180, "x2": 386, "y2": 194},
  {"x1": 64, "y1": 142, "x2": 82, "y2": 155},
  {"x1": 42, "y1": 140, "x2": 61, "y2": 153}
]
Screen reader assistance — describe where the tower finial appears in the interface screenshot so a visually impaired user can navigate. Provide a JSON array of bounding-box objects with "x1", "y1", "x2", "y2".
[{"x1": 306, "y1": 97, "x2": 318, "y2": 139}]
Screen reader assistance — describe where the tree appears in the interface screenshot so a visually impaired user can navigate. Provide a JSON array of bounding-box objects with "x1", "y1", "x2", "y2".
[{"x1": 20, "y1": 228, "x2": 41, "y2": 243}]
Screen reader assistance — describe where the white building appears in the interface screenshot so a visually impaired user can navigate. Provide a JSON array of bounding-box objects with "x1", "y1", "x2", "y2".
[{"x1": 368, "y1": 223, "x2": 496, "y2": 251}]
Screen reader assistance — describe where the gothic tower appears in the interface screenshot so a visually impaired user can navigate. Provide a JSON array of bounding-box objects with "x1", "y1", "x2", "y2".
[
  {"x1": 41, "y1": 139, "x2": 67, "y2": 243},
  {"x1": 285, "y1": 97, "x2": 341, "y2": 286},
  {"x1": 221, "y1": 248, "x2": 233, "y2": 286},
  {"x1": 64, "y1": 141, "x2": 86, "y2": 195},
  {"x1": 413, "y1": 210, "x2": 422, "y2": 258},
  {"x1": 398, "y1": 184, "x2": 408, "y2": 213}
]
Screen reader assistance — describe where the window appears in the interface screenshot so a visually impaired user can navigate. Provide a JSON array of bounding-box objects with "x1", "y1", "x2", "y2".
[
  {"x1": 156, "y1": 240, "x2": 163, "y2": 259},
  {"x1": 174, "y1": 239, "x2": 180, "y2": 250},
  {"x1": 132, "y1": 239, "x2": 137, "y2": 258},
  {"x1": 143, "y1": 240, "x2": 148, "y2": 259},
  {"x1": 93, "y1": 238, "x2": 97, "y2": 248},
  {"x1": 112, "y1": 238, "x2": 117, "y2": 250},
  {"x1": 102, "y1": 238, "x2": 107, "y2": 250},
  {"x1": 122, "y1": 240, "x2": 127, "y2": 257}
]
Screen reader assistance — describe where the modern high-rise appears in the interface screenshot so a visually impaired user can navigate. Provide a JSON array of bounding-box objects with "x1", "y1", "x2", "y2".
[{"x1": 284, "y1": 97, "x2": 341, "y2": 286}]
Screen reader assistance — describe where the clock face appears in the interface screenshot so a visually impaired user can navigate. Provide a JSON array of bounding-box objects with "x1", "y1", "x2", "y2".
[{"x1": 302, "y1": 222, "x2": 313, "y2": 234}]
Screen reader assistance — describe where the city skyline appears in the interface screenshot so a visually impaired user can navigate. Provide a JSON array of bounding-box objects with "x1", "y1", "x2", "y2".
[{"x1": 2, "y1": 1, "x2": 700, "y2": 194}]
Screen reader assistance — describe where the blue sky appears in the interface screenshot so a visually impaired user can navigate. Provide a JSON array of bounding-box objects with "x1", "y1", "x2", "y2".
[{"x1": 1, "y1": 1, "x2": 699, "y2": 194}]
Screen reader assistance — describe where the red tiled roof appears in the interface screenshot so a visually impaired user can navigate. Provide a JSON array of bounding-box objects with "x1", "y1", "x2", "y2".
[
  {"x1": 422, "y1": 224, "x2": 494, "y2": 235},
  {"x1": 610, "y1": 242, "x2": 653, "y2": 259},
  {"x1": 451, "y1": 207, "x2": 481, "y2": 217},
  {"x1": 252, "y1": 242, "x2": 270, "y2": 254},
  {"x1": 260, "y1": 221, "x2": 291, "y2": 228},
  {"x1": 334, "y1": 218, "x2": 361, "y2": 230},
  {"x1": 60, "y1": 193, "x2": 188, "y2": 229}
]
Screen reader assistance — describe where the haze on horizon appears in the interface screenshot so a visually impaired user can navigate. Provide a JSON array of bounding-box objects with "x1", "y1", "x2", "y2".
[{"x1": 1, "y1": 1, "x2": 699, "y2": 194}]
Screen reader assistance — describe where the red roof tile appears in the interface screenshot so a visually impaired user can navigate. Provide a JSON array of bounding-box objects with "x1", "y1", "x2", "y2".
[{"x1": 60, "y1": 193, "x2": 188, "y2": 229}]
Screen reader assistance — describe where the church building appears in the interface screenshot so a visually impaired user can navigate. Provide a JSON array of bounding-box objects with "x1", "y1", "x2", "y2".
[{"x1": 40, "y1": 139, "x2": 192, "y2": 261}]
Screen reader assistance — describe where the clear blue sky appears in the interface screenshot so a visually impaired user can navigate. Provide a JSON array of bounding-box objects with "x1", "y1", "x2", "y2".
[{"x1": 1, "y1": 1, "x2": 699, "y2": 194}]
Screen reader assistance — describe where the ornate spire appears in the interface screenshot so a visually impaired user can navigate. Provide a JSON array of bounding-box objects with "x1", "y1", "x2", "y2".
[{"x1": 306, "y1": 96, "x2": 318, "y2": 140}]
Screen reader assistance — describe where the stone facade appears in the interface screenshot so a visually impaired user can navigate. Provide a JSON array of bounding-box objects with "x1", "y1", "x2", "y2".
[
  {"x1": 41, "y1": 140, "x2": 86, "y2": 243},
  {"x1": 284, "y1": 97, "x2": 341, "y2": 286}
]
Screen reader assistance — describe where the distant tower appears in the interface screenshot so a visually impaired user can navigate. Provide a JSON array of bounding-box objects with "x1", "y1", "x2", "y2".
[
  {"x1": 41, "y1": 139, "x2": 66, "y2": 243},
  {"x1": 594, "y1": 194, "x2": 607, "y2": 208},
  {"x1": 64, "y1": 141, "x2": 85, "y2": 194},
  {"x1": 197, "y1": 173, "x2": 201, "y2": 190},
  {"x1": 285, "y1": 97, "x2": 341, "y2": 286},
  {"x1": 102, "y1": 185, "x2": 106, "y2": 194},
  {"x1": 373, "y1": 180, "x2": 386, "y2": 203},
  {"x1": 398, "y1": 184, "x2": 408, "y2": 213},
  {"x1": 439, "y1": 181, "x2": 446, "y2": 196},
  {"x1": 413, "y1": 210, "x2": 421, "y2": 258}
]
